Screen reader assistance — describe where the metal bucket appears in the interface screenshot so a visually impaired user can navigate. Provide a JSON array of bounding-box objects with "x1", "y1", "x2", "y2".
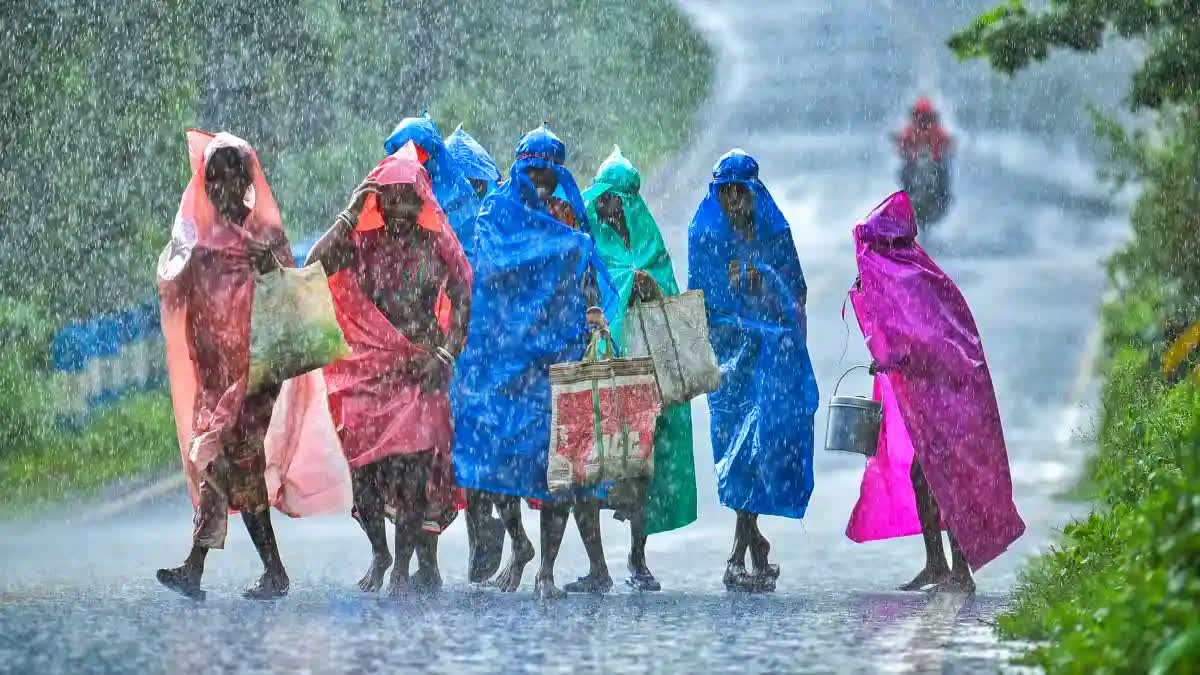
[{"x1": 824, "y1": 366, "x2": 882, "y2": 457}]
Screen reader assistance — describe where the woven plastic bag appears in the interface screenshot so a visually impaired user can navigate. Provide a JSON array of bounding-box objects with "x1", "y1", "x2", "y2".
[
  {"x1": 624, "y1": 290, "x2": 721, "y2": 406},
  {"x1": 547, "y1": 332, "x2": 662, "y2": 493},
  {"x1": 248, "y1": 262, "x2": 351, "y2": 393}
]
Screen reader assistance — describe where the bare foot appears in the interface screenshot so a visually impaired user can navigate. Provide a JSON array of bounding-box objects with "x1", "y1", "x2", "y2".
[
  {"x1": 930, "y1": 574, "x2": 975, "y2": 595},
  {"x1": 412, "y1": 565, "x2": 443, "y2": 594},
  {"x1": 752, "y1": 569, "x2": 778, "y2": 593},
  {"x1": 899, "y1": 566, "x2": 951, "y2": 592},
  {"x1": 487, "y1": 535, "x2": 535, "y2": 593},
  {"x1": 386, "y1": 569, "x2": 410, "y2": 597},
  {"x1": 534, "y1": 575, "x2": 567, "y2": 600},
  {"x1": 357, "y1": 553, "x2": 392, "y2": 593},
  {"x1": 626, "y1": 558, "x2": 661, "y2": 592},
  {"x1": 627, "y1": 559, "x2": 661, "y2": 591},
  {"x1": 749, "y1": 534, "x2": 771, "y2": 573},
  {"x1": 723, "y1": 562, "x2": 757, "y2": 592},
  {"x1": 563, "y1": 573, "x2": 613, "y2": 593},
  {"x1": 156, "y1": 566, "x2": 205, "y2": 600},
  {"x1": 242, "y1": 572, "x2": 289, "y2": 600}
]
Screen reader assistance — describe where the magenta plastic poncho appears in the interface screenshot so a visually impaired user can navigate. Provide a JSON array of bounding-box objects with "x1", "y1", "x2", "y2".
[{"x1": 846, "y1": 191, "x2": 1024, "y2": 570}]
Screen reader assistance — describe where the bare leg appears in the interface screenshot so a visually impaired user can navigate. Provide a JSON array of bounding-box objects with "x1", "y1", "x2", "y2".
[
  {"x1": 724, "y1": 511, "x2": 756, "y2": 591},
  {"x1": 747, "y1": 513, "x2": 778, "y2": 591},
  {"x1": 387, "y1": 458, "x2": 426, "y2": 597},
  {"x1": 241, "y1": 509, "x2": 290, "y2": 599},
  {"x1": 157, "y1": 545, "x2": 208, "y2": 600},
  {"x1": 563, "y1": 499, "x2": 612, "y2": 593},
  {"x1": 159, "y1": 468, "x2": 226, "y2": 600},
  {"x1": 900, "y1": 460, "x2": 951, "y2": 591},
  {"x1": 931, "y1": 531, "x2": 976, "y2": 594},
  {"x1": 352, "y1": 466, "x2": 392, "y2": 593},
  {"x1": 466, "y1": 489, "x2": 505, "y2": 583},
  {"x1": 488, "y1": 495, "x2": 535, "y2": 592},
  {"x1": 413, "y1": 532, "x2": 443, "y2": 593},
  {"x1": 534, "y1": 502, "x2": 570, "y2": 599},
  {"x1": 625, "y1": 480, "x2": 660, "y2": 591}
]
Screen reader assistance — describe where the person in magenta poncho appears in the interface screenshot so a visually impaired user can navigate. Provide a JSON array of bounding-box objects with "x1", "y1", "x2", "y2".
[
  {"x1": 156, "y1": 131, "x2": 352, "y2": 600},
  {"x1": 308, "y1": 143, "x2": 472, "y2": 595},
  {"x1": 847, "y1": 191, "x2": 1025, "y2": 593}
]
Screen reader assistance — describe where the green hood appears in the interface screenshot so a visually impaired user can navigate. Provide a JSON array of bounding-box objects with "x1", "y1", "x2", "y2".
[{"x1": 583, "y1": 146, "x2": 681, "y2": 350}]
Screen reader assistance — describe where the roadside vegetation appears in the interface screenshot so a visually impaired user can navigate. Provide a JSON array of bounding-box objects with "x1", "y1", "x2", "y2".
[{"x1": 951, "y1": 2, "x2": 1200, "y2": 672}]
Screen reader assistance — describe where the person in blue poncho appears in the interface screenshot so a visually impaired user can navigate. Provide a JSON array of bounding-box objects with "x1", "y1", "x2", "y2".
[
  {"x1": 452, "y1": 124, "x2": 617, "y2": 599},
  {"x1": 688, "y1": 149, "x2": 818, "y2": 593},
  {"x1": 444, "y1": 125, "x2": 501, "y2": 199},
  {"x1": 384, "y1": 114, "x2": 482, "y2": 258}
]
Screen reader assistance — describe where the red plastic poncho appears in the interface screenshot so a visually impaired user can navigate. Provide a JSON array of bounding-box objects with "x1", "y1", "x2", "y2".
[
  {"x1": 322, "y1": 143, "x2": 472, "y2": 516},
  {"x1": 158, "y1": 129, "x2": 352, "y2": 517}
]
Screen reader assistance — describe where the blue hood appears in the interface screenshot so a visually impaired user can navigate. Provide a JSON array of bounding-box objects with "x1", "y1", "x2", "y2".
[
  {"x1": 444, "y1": 126, "x2": 501, "y2": 186},
  {"x1": 384, "y1": 114, "x2": 481, "y2": 257}
]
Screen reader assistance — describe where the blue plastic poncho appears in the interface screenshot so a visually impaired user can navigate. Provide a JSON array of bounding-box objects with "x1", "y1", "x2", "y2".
[
  {"x1": 687, "y1": 149, "x2": 818, "y2": 519},
  {"x1": 444, "y1": 125, "x2": 501, "y2": 193},
  {"x1": 384, "y1": 114, "x2": 481, "y2": 255},
  {"x1": 452, "y1": 127, "x2": 617, "y2": 500}
]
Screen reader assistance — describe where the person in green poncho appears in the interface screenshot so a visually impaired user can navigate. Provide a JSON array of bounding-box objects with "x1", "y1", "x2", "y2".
[{"x1": 563, "y1": 146, "x2": 698, "y2": 593}]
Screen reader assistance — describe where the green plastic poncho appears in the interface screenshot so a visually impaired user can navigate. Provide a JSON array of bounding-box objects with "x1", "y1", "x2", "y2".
[{"x1": 582, "y1": 146, "x2": 697, "y2": 535}]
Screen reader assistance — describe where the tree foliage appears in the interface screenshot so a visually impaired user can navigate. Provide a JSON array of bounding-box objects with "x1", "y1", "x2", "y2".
[
  {"x1": 949, "y1": 0, "x2": 1200, "y2": 110},
  {"x1": 952, "y1": 2, "x2": 1200, "y2": 672},
  {"x1": 0, "y1": 0, "x2": 711, "y2": 319}
]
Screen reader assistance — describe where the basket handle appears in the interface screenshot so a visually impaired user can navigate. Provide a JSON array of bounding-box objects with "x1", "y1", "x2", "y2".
[{"x1": 832, "y1": 364, "x2": 872, "y2": 397}]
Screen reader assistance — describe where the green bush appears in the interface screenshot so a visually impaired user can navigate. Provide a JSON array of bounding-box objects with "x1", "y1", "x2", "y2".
[
  {"x1": 995, "y1": 344, "x2": 1200, "y2": 673},
  {"x1": 0, "y1": 297, "x2": 57, "y2": 453},
  {"x1": 0, "y1": 392, "x2": 178, "y2": 516}
]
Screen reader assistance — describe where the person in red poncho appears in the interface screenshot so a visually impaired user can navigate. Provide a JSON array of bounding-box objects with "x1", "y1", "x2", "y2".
[
  {"x1": 308, "y1": 144, "x2": 472, "y2": 595},
  {"x1": 895, "y1": 97, "x2": 953, "y2": 163},
  {"x1": 156, "y1": 131, "x2": 352, "y2": 601}
]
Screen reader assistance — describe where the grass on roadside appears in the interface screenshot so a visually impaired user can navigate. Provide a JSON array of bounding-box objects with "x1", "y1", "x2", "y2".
[{"x1": 0, "y1": 393, "x2": 178, "y2": 518}]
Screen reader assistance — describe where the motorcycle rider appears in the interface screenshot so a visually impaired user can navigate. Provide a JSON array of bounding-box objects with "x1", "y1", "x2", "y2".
[{"x1": 894, "y1": 97, "x2": 953, "y2": 196}]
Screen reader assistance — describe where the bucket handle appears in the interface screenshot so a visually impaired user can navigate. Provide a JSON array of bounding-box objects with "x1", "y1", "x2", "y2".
[{"x1": 832, "y1": 364, "x2": 872, "y2": 397}]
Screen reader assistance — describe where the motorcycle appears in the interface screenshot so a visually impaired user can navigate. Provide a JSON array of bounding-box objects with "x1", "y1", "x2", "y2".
[{"x1": 898, "y1": 148, "x2": 952, "y2": 229}]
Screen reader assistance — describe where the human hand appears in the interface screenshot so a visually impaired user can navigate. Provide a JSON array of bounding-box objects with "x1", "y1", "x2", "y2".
[
  {"x1": 345, "y1": 180, "x2": 381, "y2": 219},
  {"x1": 245, "y1": 237, "x2": 278, "y2": 273}
]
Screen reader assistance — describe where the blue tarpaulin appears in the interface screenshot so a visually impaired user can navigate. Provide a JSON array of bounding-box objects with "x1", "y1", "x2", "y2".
[
  {"x1": 452, "y1": 126, "x2": 617, "y2": 501},
  {"x1": 445, "y1": 125, "x2": 501, "y2": 193},
  {"x1": 687, "y1": 149, "x2": 818, "y2": 519}
]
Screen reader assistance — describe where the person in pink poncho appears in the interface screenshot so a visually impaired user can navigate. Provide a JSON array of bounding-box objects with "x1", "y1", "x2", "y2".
[
  {"x1": 156, "y1": 130, "x2": 352, "y2": 600},
  {"x1": 847, "y1": 191, "x2": 1025, "y2": 593},
  {"x1": 308, "y1": 143, "x2": 472, "y2": 596}
]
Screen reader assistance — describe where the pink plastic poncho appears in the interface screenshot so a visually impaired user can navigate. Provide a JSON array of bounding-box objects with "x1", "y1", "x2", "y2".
[
  {"x1": 845, "y1": 373, "x2": 925, "y2": 542},
  {"x1": 322, "y1": 144, "x2": 472, "y2": 515},
  {"x1": 846, "y1": 192, "x2": 1024, "y2": 570},
  {"x1": 158, "y1": 129, "x2": 352, "y2": 517}
]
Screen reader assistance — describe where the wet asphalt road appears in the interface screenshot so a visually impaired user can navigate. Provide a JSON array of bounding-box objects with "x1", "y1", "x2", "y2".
[{"x1": 0, "y1": 1, "x2": 1134, "y2": 673}]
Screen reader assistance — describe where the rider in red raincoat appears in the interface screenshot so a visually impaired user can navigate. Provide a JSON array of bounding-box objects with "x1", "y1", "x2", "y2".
[{"x1": 896, "y1": 97, "x2": 953, "y2": 162}]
